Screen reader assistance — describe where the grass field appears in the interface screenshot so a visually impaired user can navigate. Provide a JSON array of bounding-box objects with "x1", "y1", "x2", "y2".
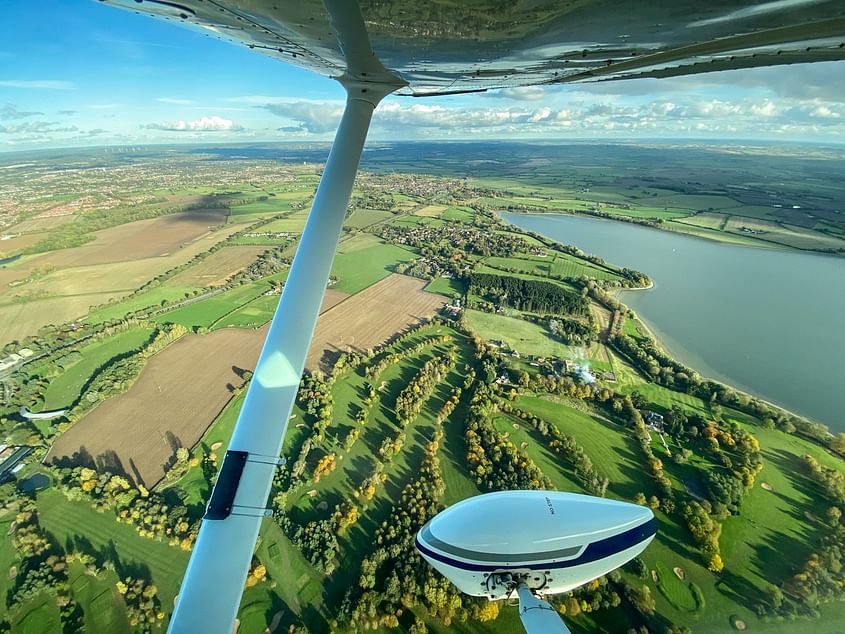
[
  {"x1": 258, "y1": 212, "x2": 310, "y2": 232},
  {"x1": 336, "y1": 232, "x2": 383, "y2": 253},
  {"x1": 490, "y1": 412, "x2": 584, "y2": 493},
  {"x1": 413, "y1": 204, "x2": 447, "y2": 217},
  {"x1": 664, "y1": 220, "x2": 772, "y2": 247},
  {"x1": 424, "y1": 276, "x2": 465, "y2": 297},
  {"x1": 515, "y1": 395, "x2": 644, "y2": 500},
  {"x1": 215, "y1": 286, "x2": 346, "y2": 330},
  {"x1": 483, "y1": 252, "x2": 621, "y2": 281},
  {"x1": 11, "y1": 593, "x2": 62, "y2": 634},
  {"x1": 85, "y1": 286, "x2": 201, "y2": 323},
  {"x1": 155, "y1": 282, "x2": 270, "y2": 330},
  {"x1": 676, "y1": 212, "x2": 729, "y2": 230},
  {"x1": 67, "y1": 561, "x2": 131, "y2": 633},
  {"x1": 345, "y1": 208, "x2": 393, "y2": 228},
  {"x1": 0, "y1": 232, "x2": 46, "y2": 254},
  {"x1": 228, "y1": 195, "x2": 310, "y2": 217},
  {"x1": 8, "y1": 214, "x2": 76, "y2": 233},
  {"x1": 602, "y1": 206, "x2": 692, "y2": 220},
  {"x1": 441, "y1": 206, "x2": 475, "y2": 223},
  {"x1": 464, "y1": 309, "x2": 570, "y2": 358},
  {"x1": 42, "y1": 326, "x2": 156, "y2": 410},
  {"x1": 724, "y1": 217, "x2": 845, "y2": 250},
  {"x1": 0, "y1": 513, "x2": 21, "y2": 611},
  {"x1": 329, "y1": 241, "x2": 417, "y2": 294},
  {"x1": 37, "y1": 488, "x2": 189, "y2": 613}
]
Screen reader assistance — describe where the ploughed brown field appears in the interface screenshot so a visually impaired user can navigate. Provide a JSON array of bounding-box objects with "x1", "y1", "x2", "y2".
[
  {"x1": 166, "y1": 245, "x2": 268, "y2": 287},
  {"x1": 0, "y1": 232, "x2": 46, "y2": 255},
  {"x1": 49, "y1": 326, "x2": 266, "y2": 487},
  {"x1": 305, "y1": 274, "x2": 445, "y2": 371},
  {"x1": 0, "y1": 209, "x2": 228, "y2": 290}
]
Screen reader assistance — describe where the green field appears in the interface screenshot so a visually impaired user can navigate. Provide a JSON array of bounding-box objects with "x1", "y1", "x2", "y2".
[
  {"x1": 441, "y1": 206, "x2": 475, "y2": 223},
  {"x1": 85, "y1": 286, "x2": 201, "y2": 323},
  {"x1": 12, "y1": 593, "x2": 62, "y2": 634},
  {"x1": 424, "y1": 276, "x2": 465, "y2": 297},
  {"x1": 344, "y1": 208, "x2": 393, "y2": 228},
  {"x1": 483, "y1": 252, "x2": 621, "y2": 281},
  {"x1": 67, "y1": 561, "x2": 131, "y2": 633},
  {"x1": 515, "y1": 395, "x2": 644, "y2": 500},
  {"x1": 0, "y1": 514, "x2": 21, "y2": 612},
  {"x1": 464, "y1": 308, "x2": 570, "y2": 358},
  {"x1": 154, "y1": 282, "x2": 270, "y2": 329},
  {"x1": 260, "y1": 212, "x2": 310, "y2": 233},
  {"x1": 42, "y1": 326, "x2": 155, "y2": 410},
  {"x1": 214, "y1": 293, "x2": 279, "y2": 328},
  {"x1": 36, "y1": 489, "x2": 190, "y2": 616},
  {"x1": 229, "y1": 194, "x2": 310, "y2": 217},
  {"x1": 329, "y1": 241, "x2": 417, "y2": 294}
]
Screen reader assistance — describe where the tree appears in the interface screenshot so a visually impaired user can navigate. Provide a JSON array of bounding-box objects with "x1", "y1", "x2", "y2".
[
  {"x1": 766, "y1": 584, "x2": 784, "y2": 611},
  {"x1": 707, "y1": 553, "x2": 724, "y2": 573},
  {"x1": 476, "y1": 600, "x2": 500, "y2": 622}
]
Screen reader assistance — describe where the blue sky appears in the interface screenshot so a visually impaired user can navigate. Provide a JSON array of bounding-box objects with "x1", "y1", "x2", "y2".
[{"x1": 1, "y1": 0, "x2": 844, "y2": 151}]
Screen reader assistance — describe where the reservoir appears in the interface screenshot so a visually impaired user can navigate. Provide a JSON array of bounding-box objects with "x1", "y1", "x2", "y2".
[{"x1": 503, "y1": 212, "x2": 845, "y2": 432}]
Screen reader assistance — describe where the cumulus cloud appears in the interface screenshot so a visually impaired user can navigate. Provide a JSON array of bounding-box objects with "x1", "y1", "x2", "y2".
[
  {"x1": 0, "y1": 80, "x2": 75, "y2": 90},
  {"x1": 264, "y1": 101, "x2": 345, "y2": 133},
  {"x1": 142, "y1": 115, "x2": 244, "y2": 132},
  {"x1": 491, "y1": 86, "x2": 548, "y2": 101},
  {"x1": 259, "y1": 91, "x2": 845, "y2": 141}
]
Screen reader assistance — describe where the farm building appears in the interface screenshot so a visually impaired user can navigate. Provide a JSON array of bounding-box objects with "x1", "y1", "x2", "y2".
[{"x1": 641, "y1": 410, "x2": 665, "y2": 432}]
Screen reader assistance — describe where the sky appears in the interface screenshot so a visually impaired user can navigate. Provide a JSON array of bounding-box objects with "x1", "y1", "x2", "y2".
[{"x1": 1, "y1": 0, "x2": 845, "y2": 151}]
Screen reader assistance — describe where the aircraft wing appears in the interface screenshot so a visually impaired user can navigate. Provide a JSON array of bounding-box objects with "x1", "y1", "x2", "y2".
[{"x1": 101, "y1": 0, "x2": 845, "y2": 95}]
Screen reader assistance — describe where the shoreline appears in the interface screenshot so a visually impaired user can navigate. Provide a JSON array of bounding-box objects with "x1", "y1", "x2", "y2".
[
  {"x1": 505, "y1": 208, "x2": 845, "y2": 259},
  {"x1": 502, "y1": 210, "x2": 841, "y2": 431},
  {"x1": 615, "y1": 297, "x2": 824, "y2": 429}
]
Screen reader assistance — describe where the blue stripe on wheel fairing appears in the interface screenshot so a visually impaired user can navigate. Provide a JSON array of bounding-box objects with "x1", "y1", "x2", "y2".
[{"x1": 415, "y1": 517, "x2": 657, "y2": 572}]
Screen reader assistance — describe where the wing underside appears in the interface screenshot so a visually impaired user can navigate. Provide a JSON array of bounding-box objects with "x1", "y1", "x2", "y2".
[{"x1": 101, "y1": 0, "x2": 845, "y2": 94}]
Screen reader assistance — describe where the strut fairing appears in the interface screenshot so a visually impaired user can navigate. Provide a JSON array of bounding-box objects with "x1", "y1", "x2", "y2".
[{"x1": 101, "y1": 0, "x2": 845, "y2": 95}]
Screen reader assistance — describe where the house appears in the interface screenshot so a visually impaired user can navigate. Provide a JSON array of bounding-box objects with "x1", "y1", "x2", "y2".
[{"x1": 641, "y1": 410, "x2": 665, "y2": 432}]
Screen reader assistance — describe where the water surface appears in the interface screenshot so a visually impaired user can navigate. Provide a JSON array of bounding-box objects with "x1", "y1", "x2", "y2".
[{"x1": 503, "y1": 212, "x2": 845, "y2": 431}]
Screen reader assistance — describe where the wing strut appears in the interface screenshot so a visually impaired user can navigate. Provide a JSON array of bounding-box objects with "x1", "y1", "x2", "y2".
[{"x1": 169, "y1": 80, "x2": 397, "y2": 633}]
